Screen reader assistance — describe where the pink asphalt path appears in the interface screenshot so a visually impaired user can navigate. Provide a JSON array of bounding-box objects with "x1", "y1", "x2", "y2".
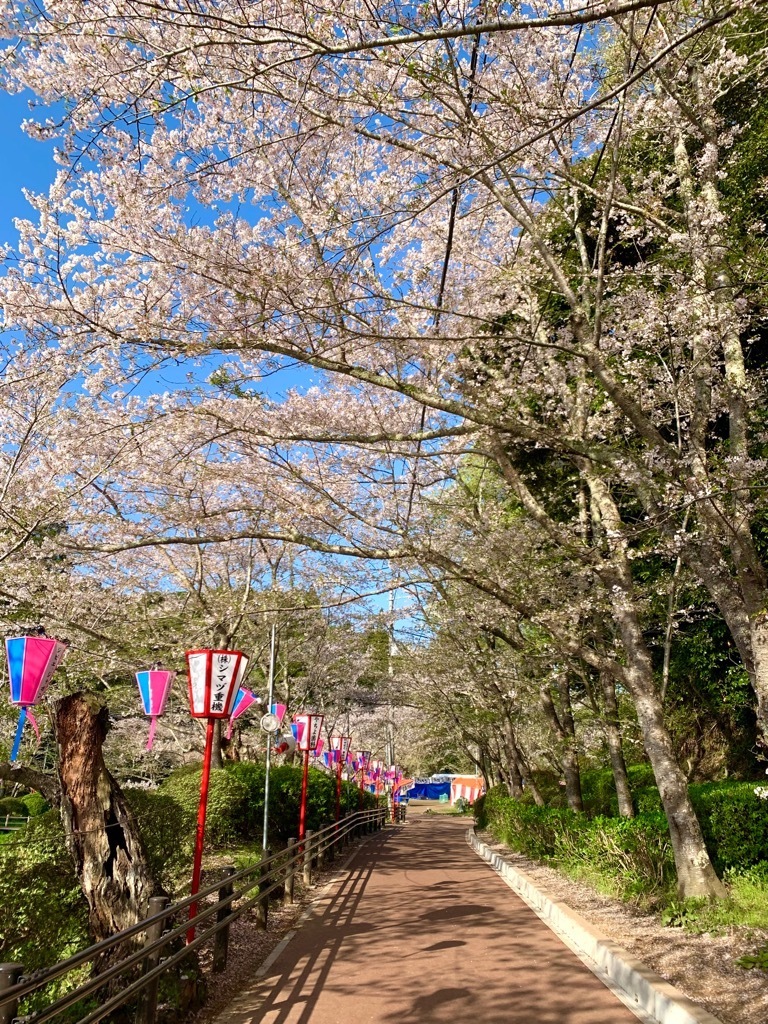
[{"x1": 216, "y1": 811, "x2": 641, "y2": 1024}]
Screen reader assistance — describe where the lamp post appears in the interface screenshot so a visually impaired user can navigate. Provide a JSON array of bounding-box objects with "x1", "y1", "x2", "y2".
[
  {"x1": 5, "y1": 632, "x2": 68, "y2": 762},
  {"x1": 294, "y1": 711, "x2": 324, "y2": 843},
  {"x1": 186, "y1": 647, "x2": 249, "y2": 942},
  {"x1": 135, "y1": 667, "x2": 175, "y2": 751}
]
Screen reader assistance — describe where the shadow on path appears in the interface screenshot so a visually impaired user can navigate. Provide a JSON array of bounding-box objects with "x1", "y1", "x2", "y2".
[{"x1": 216, "y1": 816, "x2": 640, "y2": 1024}]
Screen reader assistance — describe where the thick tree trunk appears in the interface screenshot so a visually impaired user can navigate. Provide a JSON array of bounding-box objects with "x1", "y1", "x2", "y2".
[
  {"x1": 588, "y1": 475, "x2": 725, "y2": 898},
  {"x1": 500, "y1": 714, "x2": 523, "y2": 798},
  {"x1": 748, "y1": 616, "x2": 768, "y2": 747},
  {"x1": 54, "y1": 693, "x2": 156, "y2": 943},
  {"x1": 539, "y1": 680, "x2": 583, "y2": 812},
  {"x1": 603, "y1": 583, "x2": 725, "y2": 895},
  {"x1": 600, "y1": 672, "x2": 634, "y2": 818}
]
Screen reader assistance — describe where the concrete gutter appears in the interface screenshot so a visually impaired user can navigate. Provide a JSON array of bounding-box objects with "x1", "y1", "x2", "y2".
[{"x1": 467, "y1": 829, "x2": 725, "y2": 1024}]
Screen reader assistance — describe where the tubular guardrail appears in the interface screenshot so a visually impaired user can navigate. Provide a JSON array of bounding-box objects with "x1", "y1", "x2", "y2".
[
  {"x1": 0, "y1": 806, "x2": 389, "y2": 1024},
  {"x1": 0, "y1": 815, "x2": 30, "y2": 833}
]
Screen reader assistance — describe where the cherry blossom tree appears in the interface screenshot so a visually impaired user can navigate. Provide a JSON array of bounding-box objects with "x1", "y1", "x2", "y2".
[{"x1": 1, "y1": 0, "x2": 765, "y2": 896}]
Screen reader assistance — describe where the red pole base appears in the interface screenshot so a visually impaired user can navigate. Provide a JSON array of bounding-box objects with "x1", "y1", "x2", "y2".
[
  {"x1": 298, "y1": 748, "x2": 310, "y2": 844},
  {"x1": 187, "y1": 719, "x2": 215, "y2": 943}
]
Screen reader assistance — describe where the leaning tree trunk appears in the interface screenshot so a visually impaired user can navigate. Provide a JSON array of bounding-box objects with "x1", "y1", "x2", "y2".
[
  {"x1": 54, "y1": 693, "x2": 156, "y2": 943},
  {"x1": 500, "y1": 713, "x2": 524, "y2": 799},
  {"x1": 539, "y1": 679, "x2": 583, "y2": 812},
  {"x1": 587, "y1": 475, "x2": 726, "y2": 898},
  {"x1": 600, "y1": 671, "x2": 634, "y2": 818}
]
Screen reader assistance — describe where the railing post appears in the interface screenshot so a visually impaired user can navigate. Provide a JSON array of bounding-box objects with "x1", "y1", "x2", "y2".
[
  {"x1": 284, "y1": 838, "x2": 297, "y2": 905},
  {"x1": 213, "y1": 866, "x2": 235, "y2": 974},
  {"x1": 317, "y1": 829, "x2": 326, "y2": 869},
  {"x1": 134, "y1": 896, "x2": 169, "y2": 1024},
  {"x1": 0, "y1": 962, "x2": 23, "y2": 1024},
  {"x1": 256, "y1": 856, "x2": 269, "y2": 931},
  {"x1": 303, "y1": 831, "x2": 314, "y2": 887}
]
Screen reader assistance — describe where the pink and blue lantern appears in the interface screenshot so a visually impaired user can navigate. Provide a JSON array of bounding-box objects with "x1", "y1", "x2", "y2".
[
  {"x1": 135, "y1": 669, "x2": 175, "y2": 750},
  {"x1": 5, "y1": 634, "x2": 68, "y2": 761},
  {"x1": 226, "y1": 687, "x2": 260, "y2": 739}
]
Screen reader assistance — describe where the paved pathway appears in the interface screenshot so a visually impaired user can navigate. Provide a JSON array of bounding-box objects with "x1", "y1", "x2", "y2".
[{"x1": 216, "y1": 810, "x2": 641, "y2": 1024}]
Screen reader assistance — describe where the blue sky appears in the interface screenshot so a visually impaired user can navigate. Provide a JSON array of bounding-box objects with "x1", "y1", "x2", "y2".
[{"x1": 0, "y1": 91, "x2": 56, "y2": 241}]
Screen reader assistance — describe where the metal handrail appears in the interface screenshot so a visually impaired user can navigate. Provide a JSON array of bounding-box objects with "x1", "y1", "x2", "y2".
[{"x1": 0, "y1": 805, "x2": 388, "y2": 1024}]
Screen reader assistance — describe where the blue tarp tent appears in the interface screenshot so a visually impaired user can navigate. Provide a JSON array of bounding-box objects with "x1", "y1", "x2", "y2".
[{"x1": 408, "y1": 781, "x2": 451, "y2": 800}]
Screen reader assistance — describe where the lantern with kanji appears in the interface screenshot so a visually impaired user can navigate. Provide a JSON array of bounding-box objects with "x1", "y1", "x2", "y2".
[
  {"x1": 5, "y1": 633, "x2": 68, "y2": 762},
  {"x1": 135, "y1": 668, "x2": 175, "y2": 751},
  {"x1": 354, "y1": 750, "x2": 371, "y2": 807},
  {"x1": 293, "y1": 711, "x2": 325, "y2": 842},
  {"x1": 185, "y1": 648, "x2": 250, "y2": 942},
  {"x1": 186, "y1": 649, "x2": 249, "y2": 718}
]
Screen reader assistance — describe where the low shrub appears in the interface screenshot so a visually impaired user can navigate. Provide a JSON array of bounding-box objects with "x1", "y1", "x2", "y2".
[
  {"x1": 0, "y1": 812, "x2": 90, "y2": 1011},
  {"x1": 21, "y1": 791, "x2": 49, "y2": 817},
  {"x1": 161, "y1": 766, "x2": 249, "y2": 846},
  {"x1": 0, "y1": 796, "x2": 28, "y2": 817},
  {"x1": 479, "y1": 785, "x2": 675, "y2": 899},
  {"x1": 690, "y1": 782, "x2": 768, "y2": 872},
  {"x1": 124, "y1": 788, "x2": 195, "y2": 889},
  {"x1": 155, "y1": 759, "x2": 377, "y2": 855},
  {"x1": 479, "y1": 776, "x2": 768, "y2": 898}
]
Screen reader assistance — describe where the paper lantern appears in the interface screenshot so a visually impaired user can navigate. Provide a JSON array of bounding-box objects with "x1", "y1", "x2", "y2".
[
  {"x1": 5, "y1": 634, "x2": 68, "y2": 762},
  {"x1": 135, "y1": 669, "x2": 175, "y2": 750},
  {"x1": 186, "y1": 649, "x2": 249, "y2": 718},
  {"x1": 294, "y1": 712, "x2": 324, "y2": 752},
  {"x1": 226, "y1": 687, "x2": 260, "y2": 739},
  {"x1": 330, "y1": 734, "x2": 351, "y2": 764}
]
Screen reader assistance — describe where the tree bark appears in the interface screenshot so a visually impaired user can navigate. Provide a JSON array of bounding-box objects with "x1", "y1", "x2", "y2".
[
  {"x1": 0, "y1": 762, "x2": 60, "y2": 805},
  {"x1": 539, "y1": 680, "x2": 584, "y2": 812},
  {"x1": 599, "y1": 671, "x2": 634, "y2": 818},
  {"x1": 211, "y1": 719, "x2": 224, "y2": 769},
  {"x1": 586, "y1": 474, "x2": 725, "y2": 897},
  {"x1": 500, "y1": 717, "x2": 524, "y2": 798},
  {"x1": 54, "y1": 693, "x2": 156, "y2": 944}
]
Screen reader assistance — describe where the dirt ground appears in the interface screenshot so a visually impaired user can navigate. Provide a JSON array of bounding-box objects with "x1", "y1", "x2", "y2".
[{"x1": 478, "y1": 830, "x2": 768, "y2": 1024}]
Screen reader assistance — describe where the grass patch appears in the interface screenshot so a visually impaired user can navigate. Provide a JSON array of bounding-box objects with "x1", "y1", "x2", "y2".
[{"x1": 662, "y1": 862, "x2": 768, "y2": 934}]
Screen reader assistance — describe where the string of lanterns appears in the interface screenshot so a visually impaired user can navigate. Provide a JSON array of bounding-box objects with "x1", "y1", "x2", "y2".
[{"x1": 3, "y1": 633, "x2": 401, "y2": 937}]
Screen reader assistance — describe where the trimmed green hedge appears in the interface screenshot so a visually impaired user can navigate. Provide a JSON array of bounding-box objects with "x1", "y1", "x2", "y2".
[
  {"x1": 127, "y1": 759, "x2": 378, "y2": 876},
  {"x1": 476, "y1": 779, "x2": 768, "y2": 897},
  {"x1": 21, "y1": 792, "x2": 50, "y2": 817},
  {"x1": 0, "y1": 796, "x2": 28, "y2": 817}
]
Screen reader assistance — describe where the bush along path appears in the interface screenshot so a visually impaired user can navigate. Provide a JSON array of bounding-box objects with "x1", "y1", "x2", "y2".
[
  {"x1": 475, "y1": 784, "x2": 768, "y2": 1024},
  {"x1": 0, "y1": 758, "x2": 375, "y2": 1017}
]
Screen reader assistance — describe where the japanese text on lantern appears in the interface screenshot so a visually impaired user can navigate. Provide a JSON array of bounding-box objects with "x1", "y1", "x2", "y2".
[{"x1": 211, "y1": 653, "x2": 231, "y2": 713}]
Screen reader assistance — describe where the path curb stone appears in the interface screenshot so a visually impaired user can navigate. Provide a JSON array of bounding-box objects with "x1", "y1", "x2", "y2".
[{"x1": 467, "y1": 829, "x2": 725, "y2": 1024}]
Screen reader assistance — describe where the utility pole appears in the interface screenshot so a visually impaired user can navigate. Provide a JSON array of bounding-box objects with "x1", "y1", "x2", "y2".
[
  {"x1": 262, "y1": 623, "x2": 277, "y2": 852},
  {"x1": 386, "y1": 590, "x2": 396, "y2": 767}
]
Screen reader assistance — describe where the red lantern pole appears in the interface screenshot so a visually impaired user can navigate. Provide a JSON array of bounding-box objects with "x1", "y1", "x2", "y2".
[
  {"x1": 187, "y1": 718, "x2": 215, "y2": 943},
  {"x1": 299, "y1": 746, "x2": 310, "y2": 843},
  {"x1": 358, "y1": 767, "x2": 364, "y2": 810},
  {"x1": 335, "y1": 755, "x2": 343, "y2": 828}
]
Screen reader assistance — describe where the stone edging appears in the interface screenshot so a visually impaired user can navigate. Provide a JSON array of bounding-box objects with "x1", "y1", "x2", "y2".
[{"x1": 467, "y1": 828, "x2": 725, "y2": 1024}]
